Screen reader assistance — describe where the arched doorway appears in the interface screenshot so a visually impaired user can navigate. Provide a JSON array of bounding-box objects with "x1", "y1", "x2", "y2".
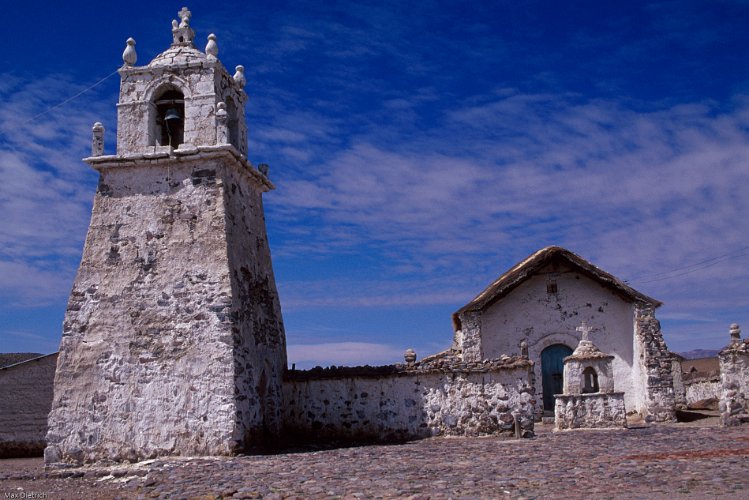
[{"x1": 541, "y1": 344, "x2": 573, "y2": 412}]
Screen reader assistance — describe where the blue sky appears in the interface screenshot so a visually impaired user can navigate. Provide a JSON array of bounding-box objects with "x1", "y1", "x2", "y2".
[{"x1": 1, "y1": 1, "x2": 749, "y2": 367}]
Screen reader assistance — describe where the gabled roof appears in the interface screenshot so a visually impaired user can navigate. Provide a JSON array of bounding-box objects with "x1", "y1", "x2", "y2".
[{"x1": 453, "y1": 246, "x2": 661, "y2": 326}]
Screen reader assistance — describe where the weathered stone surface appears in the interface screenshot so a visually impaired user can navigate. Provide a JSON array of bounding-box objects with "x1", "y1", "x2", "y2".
[
  {"x1": 452, "y1": 247, "x2": 677, "y2": 419},
  {"x1": 46, "y1": 11, "x2": 283, "y2": 466},
  {"x1": 46, "y1": 153, "x2": 284, "y2": 465},
  {"x1": 115, "y1": 14, "x2": 247, "y2": 158},
  {"x1": 0, "y1": 354, "x2": 58, "y2": 458},
  {"x1": 554, "y1": 333, "x2": 627, "y2": 430},
  {"x1": 634, "y1": 303, "x2": 677, "y2": 422},
  {"x1": 554, "y1": 393, "x2": 627, "y2": 430},
  {"x1": 283, "y1": 356, "x2": 535, "y2": 442},
  {"x1": 562, "y1": 339, "x2": 616, "y2": 395},
  {"x1": 685, "y1": 377, "x2": 721, "y2": 405},
  {"x1": 719, "y1": 331, "x2": 749, "y2": 426}
]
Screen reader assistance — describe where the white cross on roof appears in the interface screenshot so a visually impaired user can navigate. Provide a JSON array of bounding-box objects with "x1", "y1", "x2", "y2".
[{"x1": 576, "y1": 321, "x2": 594, "y2": 342}]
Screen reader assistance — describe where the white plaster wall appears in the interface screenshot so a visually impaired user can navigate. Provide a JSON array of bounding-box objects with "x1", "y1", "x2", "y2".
[
  {"x1": 283, "y1": 367, "x2": 535, "y2": 441},
  {"x1": 46, "y1": 156, "x2": 279, "y2": 465},
  {"x1": 478, "y1": 266, "x2": 640, "y2": 412},
  {"x1": 684, "y1": 379, "x2": 721, "y2": 403},
  {"x1": 116, "y1": 60, "x2": 245, "y2": 157}
]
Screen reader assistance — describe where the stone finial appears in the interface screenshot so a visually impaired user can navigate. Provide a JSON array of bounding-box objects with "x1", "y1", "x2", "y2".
[
  {"x1": 404, "y1": 348, "x2": 417, "y2": 365},
  {"x1": 258, "y1": 163, "x2": 270, "y2": 177},
  {"x1": 122, "y1": 38, "x2": 137, "y2": 66},
  {"x1": 205, "y1": 34, "x2": 218, "y2": 60},
  {"x1": 215, "y1": 102, "x2": 228, "y2": 145},
  {"x1": 730, "y1": 323, "x2": 742, "y2": 344},
  {"x1": 576, "y1": 321, "x2": 594, "y2": 342},
  {"x1": 91, "y1": 122, "x2": 105, "y2": 156},
  {"x1": 519, "y1": 339, "x2": 528, "y2": 358},
  {"x1": 172, "y1": 6, "x2": 195, "y2": 46},
  {"x1": 234, "y1": 65, "x2": 246, "y2": 88}
]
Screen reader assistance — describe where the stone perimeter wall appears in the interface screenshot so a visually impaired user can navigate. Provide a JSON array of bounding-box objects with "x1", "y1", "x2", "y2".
[
  {"x1": 684, "y1": 377, "x2": 721, "y2": 405},
  {"x1": 719, "y1": 341, "x2": 749, "y2": 426},
  {"x1": 0, "y1": 354, "x2": 58, "y2": 458},
  {"x1": 282, "y1": 358, "x2": 535, "y2": 443}
]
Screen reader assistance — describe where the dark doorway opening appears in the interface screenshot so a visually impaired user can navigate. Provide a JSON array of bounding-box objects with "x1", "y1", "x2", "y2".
[{"x1": 541, "y1": 344, "x2": 573, "y2": 411}]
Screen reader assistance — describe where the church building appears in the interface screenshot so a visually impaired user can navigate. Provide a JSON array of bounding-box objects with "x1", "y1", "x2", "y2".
[
  {"x1": 452, "y1": 246, "x2": 677, "y2": 421},
  {"x1": 36, "y1": 8, "x2": 687, "y2": 466}
]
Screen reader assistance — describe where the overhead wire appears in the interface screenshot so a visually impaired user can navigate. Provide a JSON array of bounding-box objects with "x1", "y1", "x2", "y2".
[
  {"x1": 30, "y1": 68, "x2": 120, "y2": 122},
  {"x1": 629, "y1": 246, "x2": 749, "y2": 285}
]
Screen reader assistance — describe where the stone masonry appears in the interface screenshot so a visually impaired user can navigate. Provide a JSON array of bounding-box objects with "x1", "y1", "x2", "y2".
[
  {"x1": 634, "y1": 303, "x2": 677, "y2": 421},
  {"x1": 554, "y1": 323, "x2": 627, "y2": 430},
  {"x1": 45, "y1": 9, "x2": 285, "y2": 466},
  {"x1": 719, "y1": 324, "x2": 749, "y2": 426},
  {"x1": 283, "y1": 355, "x2": 535, "y2": 443}
]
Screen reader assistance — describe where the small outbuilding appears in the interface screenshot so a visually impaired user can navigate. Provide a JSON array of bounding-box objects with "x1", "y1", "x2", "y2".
[{"x1": 452, "y1": 246, "x2": 677, "y2": 421}]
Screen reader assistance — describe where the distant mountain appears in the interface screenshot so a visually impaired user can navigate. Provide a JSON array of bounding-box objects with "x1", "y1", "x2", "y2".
[
  {"x1": 0, "y1": 352, "x2": 44, "y2": 369},
  {"x1": 678, "y1": 349, "x2": 720, "y2": 360}
]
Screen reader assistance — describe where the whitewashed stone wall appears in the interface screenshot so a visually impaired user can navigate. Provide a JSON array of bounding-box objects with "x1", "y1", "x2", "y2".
[
  {"x1": 282, "y1": 358, "x2": 535, "y2": 442},
  {"x1": 684, "y1": 377, "x2": 721, "y2": 404},
  {"x1": 554, "y1": 394, "x2": 627, "y2": 430},
  {"x1": 46, "y1": 149, "x2": 284, "y2": 465},
  {"x1": 671, "y1": 357, "x2": 686, "y2": 408},
  {"x1": 117, "y1": 46, "x2": 248, "y2": 157},
  {"x1": 460, "y1": 266, "x2": 644, "y2": 414},
  {"x1": 0, "y1": 354, "x2": 58, "y2": 458},
  {"x1": 719, "y1": 337, "x2": 749, "y2": 426},
  {"x1": 634, "y1": 304, "x2": 676, "y2": 422}
]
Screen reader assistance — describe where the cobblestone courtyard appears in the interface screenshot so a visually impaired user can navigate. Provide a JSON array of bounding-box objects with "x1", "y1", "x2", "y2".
[{"x1": 1, "y1": 422, "x2": 747, "y2": 499}]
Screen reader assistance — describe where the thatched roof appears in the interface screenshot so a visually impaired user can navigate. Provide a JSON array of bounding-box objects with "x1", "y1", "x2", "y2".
[
  {"x1": 0, "y1": 353, "x2": 44, "y2": 369},
  {"x1": 453, "y1": 246, "x2": 661, "y2": 329}
]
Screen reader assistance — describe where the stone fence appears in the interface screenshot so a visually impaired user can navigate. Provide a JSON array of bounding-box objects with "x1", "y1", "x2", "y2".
[{"x1": 282, "y1": 356, "x2": 535, "y2": 444}]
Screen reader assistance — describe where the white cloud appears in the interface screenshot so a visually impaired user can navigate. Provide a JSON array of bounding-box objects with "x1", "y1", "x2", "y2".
[
  {"x1": 264, "y1": 90, "x2": 749, "y2": 353},
  {"x1": 0, "y1": 75, "x2": 112, "y2": 305},
  {"x1": 287, "y1": 341, "x2": 405, "y2": 368}
]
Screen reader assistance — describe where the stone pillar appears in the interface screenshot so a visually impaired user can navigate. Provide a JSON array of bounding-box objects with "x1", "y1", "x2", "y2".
[
  {"x1": 719, "y1": 324, "x2": 749, "y2": 426},
  {"x1": 634, "y1": 303, "x2": 676, "y2": 422},
  {"x1": 91, "y1": 122, "x2": 104, "y2": 156},
  {"x1": 456, "y1": 311, "x2": 483, "y2": 362},
  {"x1": 216, "y1": 102, "x2": 228, "y2": 145}
]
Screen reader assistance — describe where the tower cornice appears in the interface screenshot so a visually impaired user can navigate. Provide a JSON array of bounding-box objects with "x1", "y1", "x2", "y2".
[{"x1": 84, "y1": 145, "x2": 274, "y2": 192}]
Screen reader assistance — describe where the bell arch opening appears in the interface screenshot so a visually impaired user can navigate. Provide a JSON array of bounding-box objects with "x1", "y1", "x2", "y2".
[{"x1": 153, "y1": 87, "x2": 185, "y2": 148}]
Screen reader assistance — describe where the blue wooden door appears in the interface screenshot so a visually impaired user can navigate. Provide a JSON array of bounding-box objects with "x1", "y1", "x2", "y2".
[{"x1": 541, "y1": 344, "x2": 573, "y2": 411}]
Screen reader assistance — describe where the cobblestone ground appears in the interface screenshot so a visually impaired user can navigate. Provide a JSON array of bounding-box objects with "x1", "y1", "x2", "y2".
[{"x1": 1, "y1": 422, "x2": 748, "y2": 499}]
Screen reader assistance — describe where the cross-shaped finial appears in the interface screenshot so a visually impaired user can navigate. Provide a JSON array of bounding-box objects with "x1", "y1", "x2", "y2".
[
  {"x1": 576, "y1": 321, "x2": 594, "y2": 342},
  {"x1": 178, "y1": 7, "x2": 192, "y2": 27}
]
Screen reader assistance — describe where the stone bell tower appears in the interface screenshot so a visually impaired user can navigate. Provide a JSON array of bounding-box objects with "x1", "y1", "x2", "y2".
[{"x1": 45, "y1": 7, "x2": 286, "y2": 465}]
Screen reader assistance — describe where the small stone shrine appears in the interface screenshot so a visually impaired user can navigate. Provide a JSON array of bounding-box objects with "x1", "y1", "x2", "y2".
[{"x1": 554, "y1": 322, "x2": 627, "y2": 430}]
